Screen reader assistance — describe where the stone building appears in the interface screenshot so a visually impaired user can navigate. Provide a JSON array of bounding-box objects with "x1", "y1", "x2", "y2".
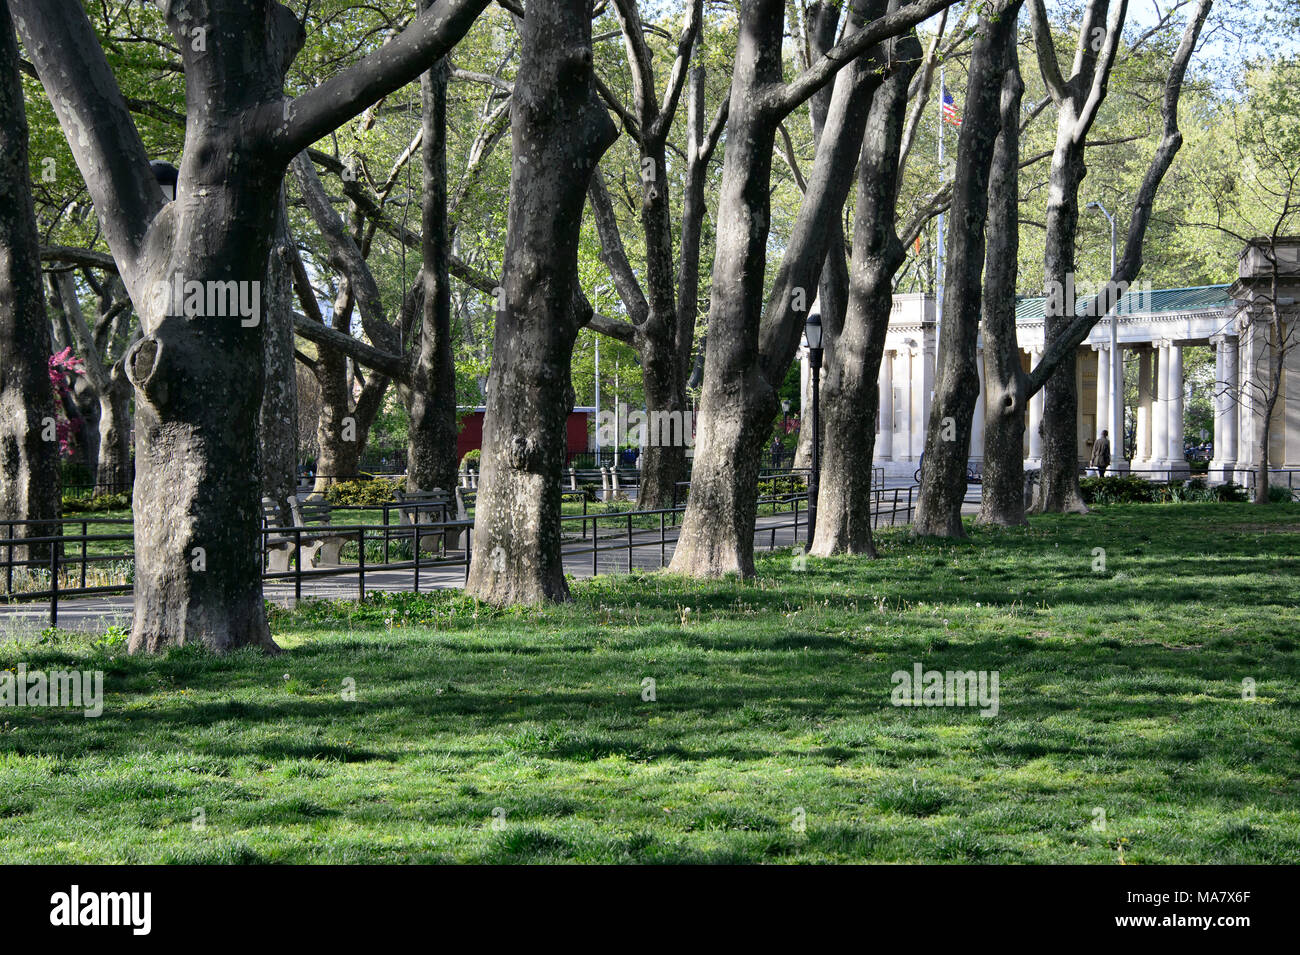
[{"x1": 800, "y1": 239, "x2": 1300, "y2": 483}]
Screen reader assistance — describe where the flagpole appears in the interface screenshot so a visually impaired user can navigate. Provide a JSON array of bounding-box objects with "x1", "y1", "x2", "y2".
[{"x1": 936, "y1": 66, "x2": 945, "y2": 349}]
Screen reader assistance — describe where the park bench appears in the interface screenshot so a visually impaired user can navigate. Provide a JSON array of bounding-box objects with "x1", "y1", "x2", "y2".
[
  {"x1": 913, "y1": 454, "x2": 984, "y2": 485},
  {"x1": 261, "y1": 497, "x2": 350, "y2": 572},
  {"x1": 393, "y1": 487, "x2": 468, "y2": 551}
]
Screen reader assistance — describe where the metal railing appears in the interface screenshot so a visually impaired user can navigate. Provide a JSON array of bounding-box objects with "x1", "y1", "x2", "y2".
[{"x1": 10, "y1": 467, "x2": 920, "y2": 627}]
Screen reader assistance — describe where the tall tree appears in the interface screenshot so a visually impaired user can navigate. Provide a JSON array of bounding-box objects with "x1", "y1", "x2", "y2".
[
  {"x1": 977, "y1": 33, "x2": 1028, "y2": 528},
  {"x1": 1025, "y1": 0, "x2": 1129, "y2": 513},
  {"x1": 464, "y1": 0, "x2": 618, "y2": 604},
  {"x1": 669, "y1": 0, "x2": 959, "y2": 578},
  {"x1": 810, "y1": 15, "x2": 924, "y2": 555},
  {"x1": 584, "y1": 0, "x2": 711, "y2": 509},
  {"x1": 1014, "y1": 0, "x2": 1213, "y2": 510},
  {"x1": 405, "y1": 40, "x2": 459, "y2": 494},
  {"x1": 0, "y1": 0, "x2": 59, "y2": 560},
  {"x1": 261, "y1": 196, "x2": 298, "y2": 524},
  {"x1": 913, "y1": 0, "x2": 1023, "y2": 538},
  {"x1": 13, "y1": 0, "x2": 490, "y2": 652}
]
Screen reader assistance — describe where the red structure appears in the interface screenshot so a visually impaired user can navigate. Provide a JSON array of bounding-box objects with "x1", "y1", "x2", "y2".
[{"x1": 456, "y1": 406, "x2": 594, "y2": 461}]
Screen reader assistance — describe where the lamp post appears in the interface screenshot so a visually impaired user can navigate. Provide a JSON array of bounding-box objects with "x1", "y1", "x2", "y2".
[
  {"x1": 1087, "y1": 200, "x2": 1125, "y2": 471},
  {"x1": 804, "y1": 312, "x2": 823, "y2": 549},
  {"x1": 150, "y1": 160, "x2": 179, "y2": 202},
  {"x1": 780, "y1": 398, "x2": 791, "y2": 467}
]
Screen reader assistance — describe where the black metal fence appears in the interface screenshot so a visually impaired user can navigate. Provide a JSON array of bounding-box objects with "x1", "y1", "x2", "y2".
[{"x1": 6, "y1": 468, "x2": 923, "y2": 627}]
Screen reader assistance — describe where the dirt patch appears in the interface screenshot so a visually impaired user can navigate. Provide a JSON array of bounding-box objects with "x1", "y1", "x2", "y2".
[{"x1": 1225, "y1": 523, "x2": 1300, "y2": 533}]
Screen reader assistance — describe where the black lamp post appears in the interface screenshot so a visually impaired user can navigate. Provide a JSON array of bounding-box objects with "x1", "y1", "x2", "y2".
[
  {"x1": 150, "y1": 160, "x2": 179, "y2": 203},
  {"x1": 804, "y1": 312, "x2": 823, "y2": 549},
  {"x1": 780, "y1": 398, "x2": 791, "y2": 468}
]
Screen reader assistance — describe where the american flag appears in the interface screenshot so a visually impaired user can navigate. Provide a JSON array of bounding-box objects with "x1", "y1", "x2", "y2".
[{"x1": 941, "y1": 88, "x2": 961, "y2": 126}]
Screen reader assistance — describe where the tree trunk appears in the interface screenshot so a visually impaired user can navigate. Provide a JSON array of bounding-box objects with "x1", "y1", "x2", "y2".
[
  {"x1": 668, "y1": 0, "x2": 786, "y2": 578},
  {"x1": 673, "y1": 0, "x2": 894, "y2": 576},
  {"x1": 406, "y1": 48, "x2": 459, "y2": 494},
  {"x1": 1033, "y1": 126, "x2": 1091, "y2": 514},
  {"x1": 914, "y1": 1, "x2": 1021, "y2": 538},
  {"x1": 977, "y1": 36, "x2": 1029, "y2": 528},
  {"x1": 1021, "y1": 0, "x2": 1211, "y2": 504},
  {"x1": 261, "y1": 197, "x2": 298, "y2": 523},
  {"x1": 0, "y1": 0, "x2": 60, "y2": 560},
  {"x1": 810, "y1": 22, "x2": 923, "y2": 556},
  {"x1": 16, "y1": 0, "x2": 489, "y2": 651},
  {"x1": 96, "y1": 375, "x2": 133, "y2": 493},
  {"x1": 464, "y1": 0, "x2": 617, "y2": 604},
  {"x1": 792, "y1": 0, "x2": 847, "y2": 483}
]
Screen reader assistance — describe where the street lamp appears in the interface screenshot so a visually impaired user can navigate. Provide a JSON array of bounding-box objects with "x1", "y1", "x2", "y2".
[
  {"x1": 150, "y1": 160, "x2": 179, "y2": 203},
  {"x1": 780, "y1": 398, "x2": 791, "y2": 467},
  {"x1": 804, "y1": 312, "x2": 823, "y2": 549},
  {"x1": 1087, "y1": 200, "x2": 1125, "y2": 472}
]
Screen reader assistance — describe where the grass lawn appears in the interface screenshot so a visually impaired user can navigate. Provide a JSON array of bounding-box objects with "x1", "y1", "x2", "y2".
[{"x1": 1, "y1": 503, "x2": 1297, "y2": 863}]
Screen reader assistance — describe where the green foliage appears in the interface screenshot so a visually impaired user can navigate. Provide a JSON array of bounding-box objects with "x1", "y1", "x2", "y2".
[
  {"x1": 1080, "y1": 477, "x2": 1249, "y2": 504},
  {"x1": 61, "y1": 491, "x2": 131, "y2": 513},
  {"x1": 323, "y1": 478, "x2": 401, "y2": 507},
  {"x1": 1267, "y1": 484, "x2": 1296, "y2": 503},
  {"x1": 3, "y1": 505, "x2": 1299, "y2": 862},
  {"x1": 460, "y1": 449, "x2": 481, "y2": 470},
  {"x1": 1079, "y1": 476, "x2": 1161, "y2": 504}
]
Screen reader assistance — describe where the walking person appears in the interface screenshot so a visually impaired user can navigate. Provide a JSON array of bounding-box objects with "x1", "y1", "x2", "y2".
[{"x1": 1090, "y1": 429, "x2": 1111, "y2": 477}]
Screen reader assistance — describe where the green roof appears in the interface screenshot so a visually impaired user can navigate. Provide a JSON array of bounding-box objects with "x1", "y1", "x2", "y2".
[{"x1": 1015, "y1": 284, "x2": 1230, "y2": 323}]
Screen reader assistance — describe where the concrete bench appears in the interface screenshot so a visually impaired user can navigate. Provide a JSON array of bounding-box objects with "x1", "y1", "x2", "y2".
[
  {"x1": 262, "y1": 497, "x2": 351, "y2": 572},
  {"x1": 393, "y1": 487, "x2": 467, "y2": 550}
]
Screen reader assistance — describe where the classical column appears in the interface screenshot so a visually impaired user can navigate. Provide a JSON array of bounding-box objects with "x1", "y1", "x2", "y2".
[
  {"x1": 1109, "y1": 342, "x2": 1127, "y2": 472},
  {"x1": 1094, "y1": 344, "x2": 1110, "y2": 441},
  {"x1": 1027, "y1": 347, "x2": 1044, "y2": 464},
  {"x1": 920, "y1": 329, "x2": 936, "y2": 459},
  {"x1": 1168, "y1": 342, "x2": 1187, "y2": 474},
  {"x1": 902, "y1": 344, "x2": 917, "y2": 462},
  {"x1": 1135, "y1": 345, "x2": 1152, "y2": 469},
  {"x1": 877, "y1": 350, "x2": 894, "y2": 462},
  {"x1": 1238, "y1": 320, "x2": 1264, "y2": 475},
  {"x1": 1210, "y1": 335, "x2": 1239, "y2": 481},
  {"x1": 1150, "y1": 341, "x2": 1170, "y2": 474},
  {"x1": 971, "y1": 346, "x2": 985, "y2": 461}
]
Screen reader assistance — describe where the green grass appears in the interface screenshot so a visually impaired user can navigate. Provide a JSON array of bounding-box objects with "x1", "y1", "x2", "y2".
[{"x1": 1, "y1": 502, "x2": 1297, "y2": 863}]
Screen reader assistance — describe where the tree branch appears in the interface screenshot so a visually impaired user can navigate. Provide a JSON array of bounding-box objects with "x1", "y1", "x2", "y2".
[
  {"x1": 271, "y1": 0, "x2": 491, "y2": 161},
  {"x1": 774, "y1": 0, "x2": 961, "y2": 118}
]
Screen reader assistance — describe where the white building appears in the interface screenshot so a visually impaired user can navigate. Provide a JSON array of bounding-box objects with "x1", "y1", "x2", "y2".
[{"x1": 801, "y1": 239, "x2": 1300, "y2": 484}]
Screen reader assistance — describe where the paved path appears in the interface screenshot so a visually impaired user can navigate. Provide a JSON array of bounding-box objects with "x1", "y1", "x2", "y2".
[{"x1": 0, "y1": 491, "x2": 976, "y2": 637}]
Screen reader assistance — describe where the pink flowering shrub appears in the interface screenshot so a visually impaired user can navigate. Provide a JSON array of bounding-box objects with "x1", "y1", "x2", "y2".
[{"x1": 47, "y1": 347, "x2": 86, "y2": 456}]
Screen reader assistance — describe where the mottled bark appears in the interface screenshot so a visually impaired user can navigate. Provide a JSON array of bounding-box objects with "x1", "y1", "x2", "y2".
[
  {"x1": 674, "y1": 0, "x2": 919, "y2": 576},
  {"x1": 406, "y1": 50, "x2": 459, "y2": 494},
  {"x1": 1026, "y1": 0, "x2": 1126, "y2": 514},
  {"x1": 977, "y1": 38, "x2": 1029, "y2": 528},
  {"x1": 0, "y1": 0, "x2": 60, "y2": 559},
  {"x1": 465, "y1": 0, "x2": 617, "y2": 604},
  {"x1": 811, "y1": 24, "x2": 923, "y2": 556},
  {"x1": 1022, "y1": 0, "x2": 1211, "y2": 503},
  {"x1": 801, "y1": 0, "x2": 850, "y2": 475},
  {"x1": 586, "y1": 0, "x2": 703, "y2": 510},
  {"x1": 914, "y1": 2, "x2": 1021, "y2": 538},
  {"x1": 667, "y1": 0, "x2": 785, "y2": 577},
  {"x1": 96, "y1": 377, "x2": 132, "y2": 493},
  {"x1": 261, "y1": 198, "x2": 298, "y2": 524},
  {"x1": 14, "y1": 0, "x2": 487, "y2": 652}
]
